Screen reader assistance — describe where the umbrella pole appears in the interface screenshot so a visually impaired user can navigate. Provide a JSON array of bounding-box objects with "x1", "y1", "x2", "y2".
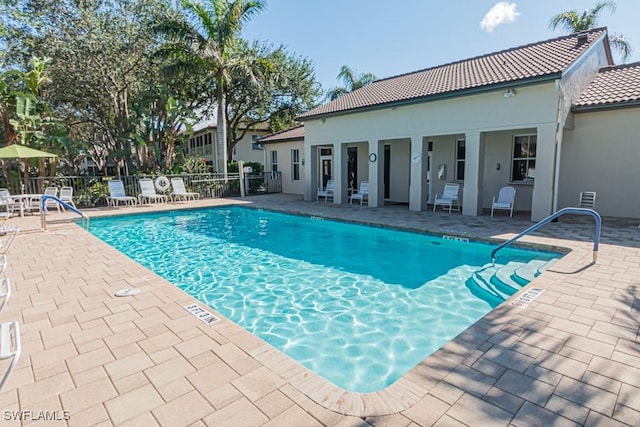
[{"x1": 23, "y1": 159, "x2": 28, "y2": 193}]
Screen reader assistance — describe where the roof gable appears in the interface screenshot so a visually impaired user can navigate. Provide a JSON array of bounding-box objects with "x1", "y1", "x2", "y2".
[
  {"x1": 300, "y1": 28, "x2": 608, "y2": 120},
  {"x1": 573, "y1": 62, "x2": 640, "y2": 111}
]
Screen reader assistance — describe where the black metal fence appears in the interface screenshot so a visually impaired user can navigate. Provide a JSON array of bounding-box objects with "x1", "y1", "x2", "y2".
[{"x1": 0, "y1": 172, "x2": 282, "y2": 208}]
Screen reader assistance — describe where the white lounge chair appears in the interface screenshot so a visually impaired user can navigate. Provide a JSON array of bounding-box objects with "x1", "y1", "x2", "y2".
[
  {"x1": 107, "y1": 180, "x2": 137, "y2": 207},
  {"x1": 59, "y1": 186, "x2": 76, "y2": 210},
  {"x1": 138, "y1": 178, "x2": 167, "y2": 204},
  {"x1": 170, "y1": 177, "x2": 200, "y2": 202},
  {"x1": 0, "y1": 278, "x2": 10, "y2": 314},
  {"x1": 41, "y1": 186, "x2": 60, "y2": 213},
  {"x1": 0, "y1": 227, "x2": 18, "y2": 255},
  {"x1": 0, "y1": 189, "x2": 24, "y2": 218},
  {"x1": 491, "y1": 186, "x2": 516, "y2": 217},
  {"x1": 0, "y1": 320, "x2": 21, "y2": 392},
  {"x1": 350, "y1": 181, "x2": 369, "y2": 205},
  {"x1": 317, "y1": 180, "x2": 334, "y2": 202},
  {"x1": 579, "y1": 191, "x2": 596, "y2": 209},
  {"x1": 433, "y1": 183, "x2": 460, "y2": 213}
]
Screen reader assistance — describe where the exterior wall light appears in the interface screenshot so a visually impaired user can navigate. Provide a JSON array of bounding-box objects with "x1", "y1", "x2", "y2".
[{"x1": 503, "y1": 89, "x2": 516, "y2": 98}]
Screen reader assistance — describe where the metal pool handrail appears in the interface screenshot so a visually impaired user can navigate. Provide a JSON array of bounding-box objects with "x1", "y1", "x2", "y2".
[
  {"x1": 40, "y1": 195, "x2": 90, "y2": 231},
  {"x1": 491, "y1": 207, "x2": 601, "y2": 265}
]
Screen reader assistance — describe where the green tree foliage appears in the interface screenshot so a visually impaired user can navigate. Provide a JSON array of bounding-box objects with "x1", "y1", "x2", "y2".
[
  {"x1": 549, "y1": 1, "x2": 632, "y2": 62},
  {"x1": 224, "y1": 40, "x2": 321, "y2": 156},
  {"x1": 156, "y1": 0, "x2": 266, "y2": 175},
  {"x1": 326, "y1": 65, "x2": 377, "y2": 101}
]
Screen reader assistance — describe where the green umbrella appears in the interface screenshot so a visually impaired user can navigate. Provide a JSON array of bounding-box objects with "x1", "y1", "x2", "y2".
[{"x1": 0, "y1": 145, "x2": 57, "y2": 159}]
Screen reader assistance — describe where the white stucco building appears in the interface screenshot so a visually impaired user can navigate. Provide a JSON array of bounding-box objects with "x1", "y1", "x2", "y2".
[{"x1": 291, "y1": 28, "x2": 640, "y2": 220}]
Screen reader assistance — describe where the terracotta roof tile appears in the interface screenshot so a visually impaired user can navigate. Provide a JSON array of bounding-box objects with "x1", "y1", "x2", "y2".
[
  {"x1": 259, "y1": 124, "x2": 304, "y2": 143},
  {"x1": 300, "y1": 29, "x2": 607, "y2": 120},
  {"x1": 573, "y1": 62, "x2": 640, "y2": 109}
]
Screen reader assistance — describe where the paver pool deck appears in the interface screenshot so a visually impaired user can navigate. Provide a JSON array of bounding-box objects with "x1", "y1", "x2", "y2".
[{"x1": 0, "y1": 194, "x2": 638, "y2": 426}]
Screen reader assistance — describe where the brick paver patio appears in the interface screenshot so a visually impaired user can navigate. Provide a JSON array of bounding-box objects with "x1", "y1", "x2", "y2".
[{"x1": 0, "y1": 194, "x2": 638, "y2": 426}]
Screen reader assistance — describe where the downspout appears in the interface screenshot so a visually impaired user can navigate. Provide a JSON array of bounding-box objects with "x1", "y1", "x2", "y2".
[{"x1": 552, "y1": 79, "x2": 565, "y2": 213}]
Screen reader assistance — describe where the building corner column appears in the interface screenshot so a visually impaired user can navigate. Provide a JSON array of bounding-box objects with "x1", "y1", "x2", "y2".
[{"x1": 462, "y1": 131, "x2": 485, "y2": 216}]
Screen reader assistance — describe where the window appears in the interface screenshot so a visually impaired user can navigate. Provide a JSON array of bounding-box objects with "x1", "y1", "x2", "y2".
[
  {"x1": 291, "y1": 149, "x2": 300, "y2": 181},
  {"x1": 455, "y1": 139, "x2": 466, "y2": 181},
  {"x1": 252, "y1": 135, "x2": 263, "y2": 150},
  {"x1": 270, "y1": 150, "x2": 278, "y2": 173},
  {"x1": 512, "y1": 134, "x2": 537, "y2": 181}
]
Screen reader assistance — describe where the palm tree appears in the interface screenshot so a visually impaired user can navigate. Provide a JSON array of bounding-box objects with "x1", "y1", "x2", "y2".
[
  {"x1": 157, "y1": 0, "x2": 265, "y2": 176},
  {"x1": 549, "y1": 1, "x2": 631, "y2": 61},
  {"x1": 326, "y1": 65, "x2": 376, "y2": 101}
]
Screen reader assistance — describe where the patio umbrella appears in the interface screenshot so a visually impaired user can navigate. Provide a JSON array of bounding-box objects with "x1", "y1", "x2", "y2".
[{"x1": 0, "y1": 145, "x2": 57, "y2": 193}]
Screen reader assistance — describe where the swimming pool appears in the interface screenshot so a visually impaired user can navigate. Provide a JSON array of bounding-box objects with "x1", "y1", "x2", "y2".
[{"x1": 89, "y1": 206, "x2": 558, "y2": 392}]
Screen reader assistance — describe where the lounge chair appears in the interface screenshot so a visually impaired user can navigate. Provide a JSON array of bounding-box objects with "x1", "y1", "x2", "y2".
[
  {"x1": 41, "y1": 186, "x2": 60, "y2": 213},
  {"x1": 170, "y1": 177, "x2": 200, "y2": 202},
  {"x1": 579, "y1": 191, "x2": 596, "y2": 209},
  {"x1": 0, "y1": 189, "x2": 24, "y2": 218},
  {"x1": 107, "y1": 180, "x2": 137, "y2": 207},
  {"x1": 138, "y1": 178, "x2": 168, "y2": 204},
  {"x1": 491, "y1": 186, "x2": 516, "y2": 217},
  {"x1": 317, "y1": 180, "x2": 334, "y2": 202},
  {"x1": 433, "y1": 183, "x2": 460, "y2": 213},
  {"x1": 350, "y1": 181, "x2": 369, "y2": 205},
  {"x1": 0, "y1": 277, "x2": 9, "y2": 314},
  {"x1": 59, "y1": 186, "x2": 76, "y2": 210},
  {"x1": 0, "y1": 320, "x2": 21, "y2": 392},
  {"x1": 0, "y1": 227, "x2": 19, "y2": 255}
]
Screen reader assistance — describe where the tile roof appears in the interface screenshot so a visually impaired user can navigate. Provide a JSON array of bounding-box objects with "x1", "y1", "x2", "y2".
[
  {"x1": 573, "y1": 62, "x2": 640, "y2": 110},
  {"x1": 259, "y1": 124, "x2": 305, "y2": 143},
  {"x1": 300, "y1": 28, "x2": 608, "y2": 120}
]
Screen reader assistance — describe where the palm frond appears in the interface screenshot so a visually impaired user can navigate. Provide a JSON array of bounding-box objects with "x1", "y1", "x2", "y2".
[{"x1": 609, "y1": 32, "x2": 632, "y2": 62}]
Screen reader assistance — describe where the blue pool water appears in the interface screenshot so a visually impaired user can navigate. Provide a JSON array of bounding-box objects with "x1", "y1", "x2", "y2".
[{"x1": 89, "y1": 206, "x2": 557, "y2": 392}]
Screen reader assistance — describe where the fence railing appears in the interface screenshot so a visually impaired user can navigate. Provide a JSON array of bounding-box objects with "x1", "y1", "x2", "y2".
[{"x1": 0, "y1": 172, "x2": 282, "y2": 208}]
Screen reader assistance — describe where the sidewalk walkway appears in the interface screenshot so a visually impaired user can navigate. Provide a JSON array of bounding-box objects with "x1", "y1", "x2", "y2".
[{"x1": 0, "y1": 194, "x2": 637, "y2": 426}]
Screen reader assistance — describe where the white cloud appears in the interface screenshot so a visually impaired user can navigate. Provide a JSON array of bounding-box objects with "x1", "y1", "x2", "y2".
[{"x1": 480, "y1": 2, "x2": 520, "y2": 32}]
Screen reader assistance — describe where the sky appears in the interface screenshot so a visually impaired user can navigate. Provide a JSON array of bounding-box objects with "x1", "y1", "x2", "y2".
[{"x1": 242, "y1": 1, "x2": 640, "y2": 94}]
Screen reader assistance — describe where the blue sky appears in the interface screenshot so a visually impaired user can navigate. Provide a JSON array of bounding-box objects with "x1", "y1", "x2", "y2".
[{"x1": 242, "y1": 1, "x2": 640, "y2": 93}]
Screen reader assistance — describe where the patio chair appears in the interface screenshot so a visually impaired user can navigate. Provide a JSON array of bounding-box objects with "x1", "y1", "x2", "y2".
[
  {"x1": 491, "y1": 186, "x2": 516, "y2": 217},
  {"x1": 350, "y1": 181, "x2": 369, "y2": 205},
  {"x1": 170, "y1": 177, "x2": 200, "y2": 202},
  {"x1": 579, "y1": 191, "x2": 596, "y2": 209},
  {"x1": 433, "y1": 183, "x2": 460, "y2": 213},
  {"x1": 0, "y1": 278, "x2": 10, "y2": 314},
  {"x1": 0, "y1": 189, "x2": 24, "y2": 218},
  {"x1": 42, "y1": 186, "x2": 60, "y2": 213},
  {"x1": 138, "y1": 178, "x2": 168, "y2": 204},
  {"x1": 107, "y1": 180, "x2": 137, "y2": 207},
  {"x1": 0, "y1": 227, "x2": 18, "y2": 255},
  {"x1": 59, "y1": 186, "x2": 76, "y2": 210},
  {"x1": 317, "y1": 180, "x2": 334, "y2": 202},
  {"x1": 0, "y1": 320, "x2": 21, "y2": 392}
]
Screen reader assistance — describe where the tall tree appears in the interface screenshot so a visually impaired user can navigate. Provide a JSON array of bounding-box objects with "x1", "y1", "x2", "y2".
[
  {"x1": 326, "y1": 65, "x2": 376, "y2": 101},
  {"x1": 549, "y1": 1, "x2": 632, "y2": 61},
  {"x1": 224, "y1": 40, "x2": 321, "y2": 155},
  {"x1": 157, "y1": 0, "x2": 265, "y2": 175}
]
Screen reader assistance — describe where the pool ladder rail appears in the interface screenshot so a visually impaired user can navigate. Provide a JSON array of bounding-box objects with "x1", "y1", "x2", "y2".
[
  {"x1": 491, "y1": 207, "x2": 601, "y2": 265},
  {"x1": 39, "y1": 195, "x2": 90, "y2": 231}
]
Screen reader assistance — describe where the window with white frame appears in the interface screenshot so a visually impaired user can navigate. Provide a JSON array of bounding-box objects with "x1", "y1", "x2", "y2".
[
  {"x1": 270, "y1": 150, "x2": 278, "y2": 173},
  {"x1": 455, "y1": 139, "x2": 466, "y2": 181},
  {"x1": 252, "y1": 134, "x2": 262, "y2": 150},
  {"x1": 512, "y1": 134, "x2": 537, "y2": 182},
  {"x1": 291, "y1": 149, "x2": 300, "y2": 181}
]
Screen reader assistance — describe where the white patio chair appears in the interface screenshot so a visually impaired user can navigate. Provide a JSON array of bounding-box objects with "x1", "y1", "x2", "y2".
[
  {"x1": 350, "y1": 181, "x2": 369, "y2": 205},
  {"x1": 138, "y1": 178, "x2": 168, "y2": 204},
  {"x1": 0, "y1": 320, "x2": 21, "y2": 392},
  {"x1": 59, "y1": 186, "x2": 76, "y2": 210},
  {"x1": 433, "y1": 183, "x2": 460, "y2": 213},
  {"x1": 42, "y1": 186, "x2": 60, "y2": 213},
  {"x1": 491, "y1": 186, "x2": 516, "y2": 217},
  {"x1": 0, "y1": 227, "x2": 19, "y2": 255},
  {"x1": 579, "y1": 191, "x2": 596, "y2": 209},
  {"x1": 170, "y1": 177, "x2": 200, "y2": 202},
  {"x1": 106, "y1": 180, "x2": 137, "y2": 207},
  {"x1": 0, "y1": 189, "x2": 24, "y2": 218},
  {"x1": 317, "y1": 180, "x2": 334, "y2": 202},
  {"x1": 0, "y1": 278, "x2": 10, "y2": 314}
]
